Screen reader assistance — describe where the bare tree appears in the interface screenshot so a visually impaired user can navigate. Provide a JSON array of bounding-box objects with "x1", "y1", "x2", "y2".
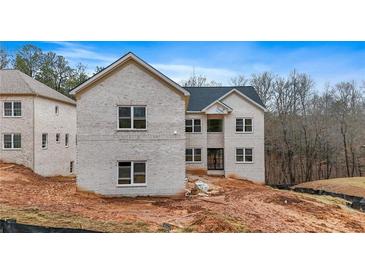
[
  {"x1": 230, "y1": 75, "x2": 248, "y2": 86},
  {"x1": 181, "y1": 72, "x2": 221, "y2": 87},
  {"x1": 250, "y1": 72, "x2": 275, "y2": 110}
]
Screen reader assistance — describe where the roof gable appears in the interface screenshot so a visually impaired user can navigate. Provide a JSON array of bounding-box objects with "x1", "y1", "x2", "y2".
[
  {"x1": 70, "y1": 52, "x2": 190, "y2": 98},
  {"x1": 202, "y1": 100, "x2": 232, "y2": 114},
  {"x1": 0, "y1": 69, "x2": 76, "y2": 105},
  {"x1": 185, "y1": 86, "x2": 266, "y2": 112}
]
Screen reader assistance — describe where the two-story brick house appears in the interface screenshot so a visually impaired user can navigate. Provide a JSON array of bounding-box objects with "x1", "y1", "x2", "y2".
[
  {"x1": 71, "y1": 52, "x2": 265, "y2": 196},
  {"x1": 0, "y1": 69, "x2": 76, "y2": 176}
]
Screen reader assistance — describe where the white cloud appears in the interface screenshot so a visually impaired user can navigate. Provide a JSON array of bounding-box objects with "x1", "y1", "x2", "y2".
[{"x1": 49, "y1": 41, "x2": 118, "y2": 66}]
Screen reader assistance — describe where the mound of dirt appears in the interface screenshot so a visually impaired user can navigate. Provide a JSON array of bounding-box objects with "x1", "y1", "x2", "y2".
[{"x1": 1, "y1": 163, "x2": 365, "y2": 232}]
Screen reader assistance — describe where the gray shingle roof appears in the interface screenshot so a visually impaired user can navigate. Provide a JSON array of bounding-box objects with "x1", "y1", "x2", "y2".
[
  {"x1": 184, "y1": 86, "x2": 265, "y2": 111},
  {"x1": 0, "y1": 69, "x2": 76, "y2": 105}
]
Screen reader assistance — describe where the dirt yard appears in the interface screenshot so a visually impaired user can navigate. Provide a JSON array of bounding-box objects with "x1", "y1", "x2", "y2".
[
  {"x1": 1, "y1": 162, "x2": 365, "y2": 232},
  {"x1": 294, "y1": 177, "x2": 365, "y2": 198}
]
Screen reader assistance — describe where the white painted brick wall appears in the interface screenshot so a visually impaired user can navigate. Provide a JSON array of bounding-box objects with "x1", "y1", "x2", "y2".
[
  {"x1": 76, "y1": 62, "x2": 186, "y2": 196},
  {"x1": 33, "y1": 97, "x2": 76, "y2": 176},
  {"x1": 0, "y1": 96, "x2": 34, "y2": 168}
]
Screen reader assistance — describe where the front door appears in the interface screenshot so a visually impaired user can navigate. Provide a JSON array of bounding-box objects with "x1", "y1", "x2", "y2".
[{"x1": 207, "y1": 148, "x2": 224, "y2": 170}]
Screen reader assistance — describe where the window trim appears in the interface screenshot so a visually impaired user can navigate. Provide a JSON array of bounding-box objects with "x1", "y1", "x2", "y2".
[
  {"x1": 42, "y1": 133, "x2": 48, "y2": 150},
  {"x1": 186, "y1": 148, "x2": 202, "y2": 163},
  {"x1": 2, "y1": 133, "x2": 22, "y2": 150},
  {"x1": 236, "y1": 117, "x2": 254, "y2": 133},
  {"x1": 235, "y1": 147, "x2": 254, "y2": 164},
  {"x1": 3, "y1": 101, "x2": 22, "y2": 118},
  {"x1": 185, "y1": 119, "x2": 202, "y2": 133},
  {"x1": 116, "y1": 160, "x2": 147, "y2": 187},
  {"x1": 117, "y1": 105, "x2": 147, "y2": 131}
]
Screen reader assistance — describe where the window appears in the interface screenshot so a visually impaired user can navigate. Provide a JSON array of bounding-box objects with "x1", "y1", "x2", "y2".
[
  {"x1": 185, "y1": 119, "x2": 201, "y2": 133},
  {"x1": 118, "y1": 106, "x2": 146, "y2": 130},
  {"x1": 118, "y1": 161, "x2": 146, "y2": 185},
  {"x1": 70, "y1": 161, "x2": 74, "y2": 173},
  {"x1": 65, "y1": 134, "x2": 69, "y2": 147},
  {"x1": 42, "y1": 133, "x2": 48, "y2": 149},
  {"x1": 56, "y1": 133, "x2": 60, "y2": 143},
  {"x1": 3, "y1": 134, "x2": 21, "y2": 149},
  {"x1": 55, "y1": 105, "x2": 59, "y2": 115},
  {"x1": 207, "y1": 119, "x2": 223, "y2": 132},
  {"x1": 236, "y1": 118, "x2": 253, "y2": 133},
  {"x1": 236, "y1": 148, "x2": 253, "y2": 163},
  {"x1": 185, "y1": 148, "x2": 202, "y2": 162},
  {"x1": 3, "y1": 101, "x2": 22, "y2": 117}
]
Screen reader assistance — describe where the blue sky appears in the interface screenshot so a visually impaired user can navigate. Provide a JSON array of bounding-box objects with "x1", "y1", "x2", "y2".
[{"x1": 2, "y1": 41, "x2": 365, "y2": 89}]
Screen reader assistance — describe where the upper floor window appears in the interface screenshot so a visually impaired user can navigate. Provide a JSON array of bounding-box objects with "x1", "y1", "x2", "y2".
[
  {"x1": 236, "y1": 118, "x2": 253, "y2": 133},
  {"x1": 65, "y1": 133, "x2": 69, "y2": 147},
  {"x1": 207, "y1": 119, "x2": 223, "y2": 132},
  {"x1": 3, "y1": 101, "x2": 22, "y2": 117},
  {"x1": 236, "y1": 148, "x2": 253, "y2": 163},
  {"x1": 3, "y1": 133, "x2": 21, "y2": 149},
  {"x1": 55, "y1": 105, "x2": 59, "y2": 115},
  {"x1": 185, "y1": 119, "x2": 201, "y2": 133},
  {"x1": 118, "y1": 106, "x2": 146, "y2": 130},
  {"x1": 42, "y1": 133, "x2": 48, "y2": 149},
  {"x1": 56, "y1": 133, "x2": 60, "y2": 143}
]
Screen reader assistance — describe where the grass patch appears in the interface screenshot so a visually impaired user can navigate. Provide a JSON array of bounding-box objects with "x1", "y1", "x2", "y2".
[{"x1": 0, "y1": 204, "x2": 152, "y2": 233}]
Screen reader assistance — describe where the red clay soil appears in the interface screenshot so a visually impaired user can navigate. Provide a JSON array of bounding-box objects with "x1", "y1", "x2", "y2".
[{"x1": 1, "y1": 162, "x2": 365, "y2": 232}]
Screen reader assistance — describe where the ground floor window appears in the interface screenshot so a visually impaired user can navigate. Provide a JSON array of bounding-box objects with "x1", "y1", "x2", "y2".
[
  {"x1": 2, "y1": 133, "x2": 21, "y2": 149},
  {"x1": 118, "y1": 161, "x2": 146, "y2": 185},
  {"x1": 236, "y1": 148, "x2": 253, "y2": 163},
  {"x1": 42, "y1": 133, "x2": 48, "y2": 149},
  {"x1": 186, "y1": 148, "x2": 202, "y2": 162},
  {"x1": 70, "y1": 161, "x2": 74, "y2": 173}
]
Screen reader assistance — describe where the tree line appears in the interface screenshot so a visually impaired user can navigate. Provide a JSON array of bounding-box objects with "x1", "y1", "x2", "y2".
[
  {"x1": 0, "y1": 45, "x2": 95, "y2": 96},
  {"x1": 2, "y1": 44, "x2": 365, "y2": 184},
  {"x1": 182, "y1": 72, "x2": 365, "y2": 184}
]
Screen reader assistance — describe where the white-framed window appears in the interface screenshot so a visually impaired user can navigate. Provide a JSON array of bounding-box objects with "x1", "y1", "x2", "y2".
[
  {"x1": 236, "y1": 148, "x2": 253, "y2": 163},
  {"x1": 3, "y1": 101, "x2": 22, "y2": 117},
  {"x1": 56, "y1": 133, "x2": 60, "y2": 143},
  {"x1": 65, "y1": 133, "x2": 69, "y2": 147},
  {"x1": 2, "y1": 133, "x2": 21, "y2": 149},
  {"x1": 42, "y1": 133, "x2": 48, "y2": 149},
  {"x1": 185, "y1": 148, "x2": 202, "y2": 162},
  {"x1": 117, "y1": 161, "x2": 146, "y2": 185},
  {"x1": 70, "y1": 161, "x2": 74, "y2": 173},
  {"x1": 55, "y1": 105, "x2": 59, "y2": 115},
  {"x1": 118, "y1": 106, "x2": 146, "y2": 130},
  {"x1": 236, "y1": 118, "x2": 253, "y2": 133},
  {"x1": 185, "y1": 119, "x2": 201, "y2": 133}
]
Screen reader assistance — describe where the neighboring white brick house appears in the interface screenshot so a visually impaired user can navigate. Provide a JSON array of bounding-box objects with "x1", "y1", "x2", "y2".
[
  {"x1": 184, "y1": 87, "x2": 266, "y2": 182},
  {"x1": 71, "y1": 52, "x2": 266, "y2": 197},
  {"x1": 0, "y1": 70, "x2": 76, "y2": 176}
]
